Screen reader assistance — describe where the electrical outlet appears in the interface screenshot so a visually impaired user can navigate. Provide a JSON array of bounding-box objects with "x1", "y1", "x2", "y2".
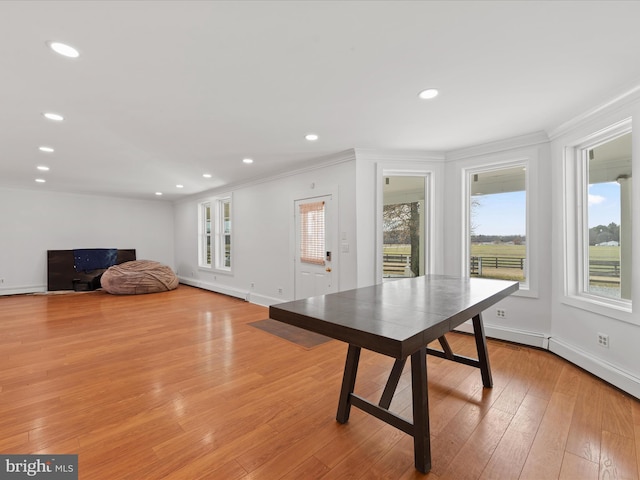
[
  {"x1": 250, "y1": 282, "x2": 255, "y2": 289},
  {"x1": 277, "y1": 287, "x2": 283, "y2": 295},
  {"x1": 0, "y1": 278, "x2": 4, "y2": 284},
  {"x1": 597, "y1": 333, "x2": 609, "y2": 348},
  {"x1": 496, "y1": 308, "x2": 506, "y2": 319}
]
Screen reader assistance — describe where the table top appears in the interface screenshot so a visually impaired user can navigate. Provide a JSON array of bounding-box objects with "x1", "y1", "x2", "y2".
[{"x1": 269, "y1": 275, "x2": 519, "y2": 358}]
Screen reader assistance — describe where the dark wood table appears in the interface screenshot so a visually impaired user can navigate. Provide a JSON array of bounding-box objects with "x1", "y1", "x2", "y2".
[{"x1": 269, "y1": 274, "x2": 519, "y2": 473}]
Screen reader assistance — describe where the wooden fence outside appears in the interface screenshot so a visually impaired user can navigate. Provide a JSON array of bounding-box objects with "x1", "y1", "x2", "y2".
[
  {"x1": 383, "y1": 254, "x2": 411, "y2": 276},
  {"x1": 470, "y1": 256, "x2": 524, "y2": 274},
  {"x1": 383, "y1": 254, "x2": 621, "y2": 280},
  {"x1": 588, "y1": 260, "x2": 621, "y2": 277},
  {"x1": 469, "y1": 256, "x2": 621, "y2": 281}
]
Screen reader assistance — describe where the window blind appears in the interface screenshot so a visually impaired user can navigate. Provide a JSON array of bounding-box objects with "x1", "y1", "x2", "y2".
[{"x1": 299, "y1": 201, "x2": 325, "y2": 265}]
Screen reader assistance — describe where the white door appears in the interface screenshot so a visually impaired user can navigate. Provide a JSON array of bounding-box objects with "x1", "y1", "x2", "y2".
[{"x1": 294, "y1": 195, "x2": 337, "y2": 299}]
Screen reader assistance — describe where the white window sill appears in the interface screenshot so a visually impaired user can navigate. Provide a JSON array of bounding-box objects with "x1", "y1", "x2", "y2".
[
  {"x1": 562, "y1": 294, "x2": 634, "y2": 325},
  {"x1": 199, "y1": 266, "x2": 233, "y2": 275}
]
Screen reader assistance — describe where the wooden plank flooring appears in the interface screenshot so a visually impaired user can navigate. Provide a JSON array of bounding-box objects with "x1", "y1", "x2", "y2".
[{"x1": 1, "y1": 285, "x2": 638, "y2": 479}]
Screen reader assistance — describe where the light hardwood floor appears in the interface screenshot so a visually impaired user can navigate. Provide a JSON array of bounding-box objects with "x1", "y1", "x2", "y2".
[{"x1": 1, "y1": 285, "x2": 638, "y2": 479}]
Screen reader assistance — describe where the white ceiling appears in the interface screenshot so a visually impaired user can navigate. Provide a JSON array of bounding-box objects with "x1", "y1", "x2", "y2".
[{"x1": 3, "y1": 0, "x2": 640, "y2": 201}]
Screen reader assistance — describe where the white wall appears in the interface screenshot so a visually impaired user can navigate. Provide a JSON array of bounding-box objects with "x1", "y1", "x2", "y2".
[
  {"x1": 0, "y1": 187, "x2": 175, "y2": 295},
  {"x1": 173, "y1": 152, "x2": 358, "y2": 306},
  {"x1": 549, "y1": 93, "x2": 640, "y2": 397}
]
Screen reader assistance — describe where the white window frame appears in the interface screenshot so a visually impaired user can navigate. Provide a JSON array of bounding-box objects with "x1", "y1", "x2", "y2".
[
  {"x1": 215, "y1": 196, "x2": 232, "y2": 272},
  {"x1": 462, "y1": 157, "x2": 535, "y2": 296},
  {"x1": 563, "y1": 119, "x2": 632, "y2": 318},
  {"x1": 198, "y1": 194, "x2": 233, "y2": 273},
  {"x1": 198, "y1": 201, "x2": 212, "y2": 268}
]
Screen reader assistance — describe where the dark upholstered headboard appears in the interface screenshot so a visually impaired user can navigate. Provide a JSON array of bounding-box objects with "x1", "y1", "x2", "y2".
[{"x1": 47, "y1": 249, "x2": 136, "y2": 291}]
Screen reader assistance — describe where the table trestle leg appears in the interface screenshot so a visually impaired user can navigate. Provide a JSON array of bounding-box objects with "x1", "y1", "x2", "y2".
[
  {"x1": 425, "y1": 318, "x2": 493, "y2": 388},
  {"x1": 335, "y1": 321, "x2": 492, "y2": 475},
  {"x1": 437, "y1": 335, "x2": 455, "y2": 360},
  {"x1": 472, "y1": 313, "x2": 493, "y2": 387},
  {"x1": 336, "y1": 344, "x2": 361, "y2": 423},
  {"x1": 336, "y1": 346, "x2": 431, "y2": 473},
  {"x1": 411, "y1": 346, "x2": 431, "y2": 473},
  {"x1": 378, "y1": 358, "x2": 407, "y2": 409}
]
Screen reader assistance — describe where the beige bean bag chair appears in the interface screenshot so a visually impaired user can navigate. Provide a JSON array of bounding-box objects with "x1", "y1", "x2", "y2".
[{"x1": 101, "y1": 260, "x2": 178, "y2": 295}]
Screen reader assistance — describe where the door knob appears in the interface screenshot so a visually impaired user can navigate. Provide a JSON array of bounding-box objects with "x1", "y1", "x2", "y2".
[{"x1": 326, "y1": 267, "x2": 332, "y2": 272}]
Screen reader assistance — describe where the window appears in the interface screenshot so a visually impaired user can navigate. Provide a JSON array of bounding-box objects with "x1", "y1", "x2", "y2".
[
  {"x1": 299, "y1": 200, "x2": 325, "y2": 265},
  {"x1": 567, "y1": 122, "x2": 632, "y2": 307},
  {"x1": 199, "y1": 201, "x2": 212, "y2": 268},
  {"x1": 382, "y1": 176, "x2": 426, "y2": 278},
  {"x1": 217, "y1": 198, "x2": 232, "y2": 270},
  {"x1": 199, "y1": 196, "x2": 232, "y2": 271},
  {"x1": 376, "y1": 166, "x2": 434, "y2": 283},
  {"x1": 466, "y1": 163, "x2": 528, "y2": 286}
]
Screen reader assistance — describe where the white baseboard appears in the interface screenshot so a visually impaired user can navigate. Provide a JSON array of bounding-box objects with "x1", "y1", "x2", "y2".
[
  {"x1": 246, "y1": 293, "x2": 287, "y2": 307},
  {"x1": 0, "y1": 284, "x2": 46, "y2": 296},
  {"x1": 178, "y1": 276, "x2": 288, "y2": 307},
  {"x1": 454, "y1": 321, "x2": 640, "y2": 399},
  {"x1": 549, "y1": 337, "x2": 640, "y2": 400},
  {"x1": 178, "y1": 276, "x2": 249, "y2": 301},
  {"x1": 454, "y1": 321, "x2": 550, "y2": 349}
]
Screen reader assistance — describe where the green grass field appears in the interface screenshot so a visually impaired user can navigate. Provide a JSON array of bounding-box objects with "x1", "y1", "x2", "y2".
[
  {"x1": 587, "y1": 245, "x2": 620, "y2": 261},
  {"x1": 470, "y1": 244, "x2": 525, "y2": 257}
]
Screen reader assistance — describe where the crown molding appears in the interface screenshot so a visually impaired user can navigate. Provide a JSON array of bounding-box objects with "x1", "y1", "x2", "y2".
[
  {"x1": 178, "y1": 149, "x2": 357, "y2": 203},
  {"x1": 354, "y1": 148, "x2": 445, "y2": 163},
  {"x1": 445, "y1": 131, "x2": 549, "y2": 162},
  {"x1": 547, "y1": 81, "x2": 640, "y2": 141}
]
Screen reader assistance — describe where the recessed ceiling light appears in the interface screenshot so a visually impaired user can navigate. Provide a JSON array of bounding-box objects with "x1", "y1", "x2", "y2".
[
  {"x1": 47, "y1": 41, "x2": 80, "y2": 58},
  {"x1": 305, "y1": 134, "x2": 319, "y2": 141},
  {"x1": 242, "y1": 158, "x2": 254, "y2": 164},
  {"x1": 39, "y1": 146, "x2": 55, "y2": 153},
  {"x1": 35, "y1": 178, "x2": 46, "y2": 183},
  {"x1": 203, "y1": 173, "x2": 212, "y2": 178},
  {"x1": 418, "y1": 88, "x2": 439, "y2": 100},
  {"x1": 155, "y1": 192, "x2": 163, "y2": 196},
  {"x1": 43, "y1": 112, "x2": 64, "y2": 121},
  {"x1": 37, "y1": 166, "x2": 50, "y2": 171},
  {"x1": 176, "y1": 184, "x2": 184, "y2": 188}
]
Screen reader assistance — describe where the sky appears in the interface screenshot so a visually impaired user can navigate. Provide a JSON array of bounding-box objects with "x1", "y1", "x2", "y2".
[
  {"x1": 588, "y1": 182, "x2": 621, "y2": 228},
  {"x1": 471, "y1": 182, "x2": 621, "y2": 236},
  {"x1": 471, "y1": 191, "x2": 526, "y2": 236}
]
